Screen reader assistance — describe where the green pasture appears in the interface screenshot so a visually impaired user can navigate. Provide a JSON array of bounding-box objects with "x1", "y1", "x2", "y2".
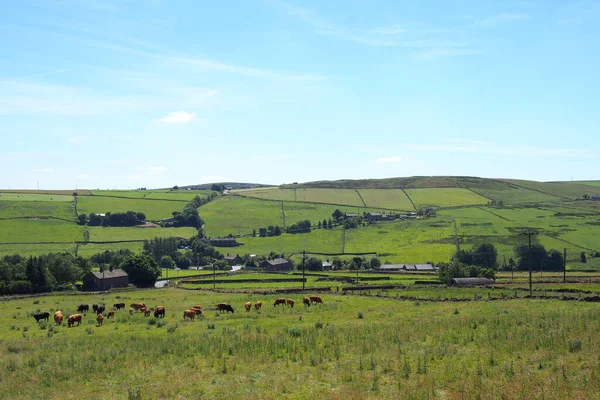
[
  {"x1": 573, "y1": 180, "x2": 600, "y2": 187},
  {"x1": 1, "y1": 289, "x2": 600, "y2": 398},
  {"x1": 356, "y1": 189, "x2": 415, "y2": 210},
  {"x1": 0, "y1": 193, "x2": 73, "y2": 202},
  {"x1": 237, "y1": 228, "x2": 345, "y2": 256},
  {"x1": 0, "y1": 189, "x2": 91, "y2": 196},
  {"x1": 0, "y1": 243, "x2": 78, "y2": 257},
  {"x1": 91, "y1": 189, "x2": 216, "y2": 202},
  {"x1": 235, "y1": 188, "x2": 365, "y2": 207},
  {"x1": 0, "y1": 200, "x2": 75, "y2": 220},
  {"x1": 405, "y1": 188, "x2": 488, "y2": 208},
  {"x1": 473, "y1": 187, "x2": 560, "y2": 204},
  {"x1": 86, "y1": 226, "x2": 197, "y2": 242},
  {"x1": 77, "y1": 195, "x2": 181, "y2": 221},
  {"x1": 0, "y1": 219, "x2": 83, "y2": 244},
  {"x1": 499, "y1": 179, "x2": 600, "y2": 199}
]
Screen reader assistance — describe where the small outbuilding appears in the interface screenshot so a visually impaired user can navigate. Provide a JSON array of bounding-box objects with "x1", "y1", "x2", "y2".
[
  {"x1": 82, "y1": 269, "x2": 129, "y2": 291},
  {"x1": 262, "y1": 258, "x2": 294, "y2": 272},
  {"x1": 450, "y1": 277, "x2": 495, "y2": 286}
]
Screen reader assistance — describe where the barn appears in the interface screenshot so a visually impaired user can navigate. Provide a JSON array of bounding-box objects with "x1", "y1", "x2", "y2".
[
  {"x1": 262, "y1": 258, "x2": 294, "y2": 272},
  {"x1": 450, "y1": 277, "x2": 495, "y2": 286},
  {"x1": 82, "y1": 269, "x2": 129, "y2": 291}
]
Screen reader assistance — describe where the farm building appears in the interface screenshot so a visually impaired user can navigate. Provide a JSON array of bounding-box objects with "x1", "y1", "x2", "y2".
[
  {"x1": 224, "y1": 254, "x2": 243, "y2": 266},
  {"x1": 82, "y1": 269, "x2": 129, "y2": 291},
  {"x1": 322, "y1": 260, "x2": 333, "y2": 270},
  {"x1": 379, "y1": 264, "x2": 436, "y2": 272},
  {"x1": 365, "y1": 212, "x2": 383, "y2": 222},
  {"x1": 206, "y1": 237, "x2": 240, "y2": 247},
  {"x1": 262, "y1": 258, "x2": 294, "y2": 272},
  {"x1": 450, "y1": 277, "x2": 495, "y2": 286},
  {"x1": 344, "y1": 213, "x2": 360, "y2": 219}
]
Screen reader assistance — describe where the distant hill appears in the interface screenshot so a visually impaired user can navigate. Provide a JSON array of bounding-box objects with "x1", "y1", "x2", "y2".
[
  {"x1": 178, "y1": 182, "x2": 275, "y2": 190},
  {"x1": 281, "y1": 176, "x2": 509, "y2": 190}
]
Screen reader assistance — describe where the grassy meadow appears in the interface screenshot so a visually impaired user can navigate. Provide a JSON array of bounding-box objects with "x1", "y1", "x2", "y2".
[{"x1": 1, "y1": 288, "x2": 600, "y2": 399}]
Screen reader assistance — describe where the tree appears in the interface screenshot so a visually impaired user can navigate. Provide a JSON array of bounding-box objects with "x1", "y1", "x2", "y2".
[
  {"x1": 472, "y1": 243, "x2": 497, "y2": 269},
  {"x1": 259, "y1": 228, "x2": 267, "y2": 237},
  {"x1": 514, "y1": 244, "x2": 547, "y2": 271},
  {"x1": 323, "y1": 219, "x2": 328, "y2": 229},
  {"x1": 136, "y1": 212, "x2": 146, "y2": 222},
  {"x1": 306, "y1": 257, "x2": 323, "y2": 271},
  {"x1": 213, "y1": 260, "x2": 230, "y2": 271},
  {"x1": 83, "y1": 230, "x2": 90, "y2": 243},
  {"x1": 120, "y1": 254, "x2": 161, "y2": 287},
  {"x1": 370, "y1": 257, "x2": 381, "y2": 269},
  {"x1": 332, "y1": 209, "x2": 344, "y2": 222},
  {"x1": 77, "y1": 213, "x2": 87, "y2": 225},
  {"x1": 580, "y1": 252, "x2": 587, "y2": 263},
  {"x1": 160, "y1": 255, "x2": 176, "y2": 270},
  {"x1": 211, "y1": 183, "x2": 226, "y2": 192}
]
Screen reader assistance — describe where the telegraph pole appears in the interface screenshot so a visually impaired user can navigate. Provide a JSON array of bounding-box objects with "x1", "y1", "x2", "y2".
[
  {"x1": 563, "y1": 248, "x2": 567, "y2": 283},
  {"x1": 520, "y1": 230, "x2": 538, "y2": 297},
  {"x1": 213, "y1": 262, "x2": 216, "y2": 290},
  {"x1": 302, "y1": 251, "x2": 306, "y2": 290}
]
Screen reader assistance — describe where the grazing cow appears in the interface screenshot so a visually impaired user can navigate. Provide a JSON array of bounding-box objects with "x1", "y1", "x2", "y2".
[
  {"x1": 107, "y1": 310, "x2": 116, "y2": 319},
  {"x1": 255, "y1": 301, "x2": 262, "y2": 311},
  {"x1": 143, "y1": 308, "x2": 151, "y2": 317},
  {"x1": 33, "y1": 312, "x2": 50, "y2": 322},
  {"x1": 96, "y1": 314, "x2": 104, "y2": 326},
  {"x1": 154, "y1": 306, "x2": 166, "y2": 318},
  {"x1": 309, "y1": 296, "x2": 323, "y2": 305},
  {"x1": 183, "y1": 310, "x2": 196, "y2": 321},
  {"x1": 77, "y1": 304, "x2": 89, "y2": 313},
  {"x1": 96, "y1": 305, "x2": 105, "y2": 315},
  {"x1": 245, "y1": 302, "x2": 252, "y2": 312},
  {"x1": 191, "y1": 308, "x2": 203, "y2": 317},
  {"x1": 221, "y1": 304, "x2": 234, "y2": 313},
  {"x1": 130, "y1": 302, "x2": 146, "y2": 311},
  {"x1": 273, "y1": 298, "x2": 286, "y2": 307},
  {"x1": 92, "y1": 304, "x2": 99, "y2": 313},
  {"x1": 215, "y1": 303, "x2": 228, "y2": 312},
  {"x1": 113, "y1": 302, "x2": 125, "y2": 311},
  {"x1": 287, "y1": 299, "x2": 295, "y2": 308},
  {"x1": 192, "y1": 305, "x2": 202, "y2": 311},
  {"x1": 303, "y1": 297, "x2": 311, "y2": 307},
  {"x1": 54, "y1": 311, "x2": 64, "y2": 325},
  {"x1": 67, "y1": 314, "x2": 83, "y2": 327}
]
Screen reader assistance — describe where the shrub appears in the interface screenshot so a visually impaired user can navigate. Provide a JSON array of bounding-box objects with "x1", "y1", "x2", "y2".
[
  {"x1": 22, "y1": 326, "x2": 29, "y2": 332},
  {"x1": 454, "y1": 308, "x2": 460, "y2": 315},
  {"x1": 315, "y1": 321, "x2": 323, "y2": 329},
  {"x1": 38, "y1": 320, "x2": 47, "y2": 330},
  {"x1": 32, "y1": 300, "x2": 39, "y2": 305},
  {"x1": 207, "y1": 323, "x2": 216, "y2": 330},
  {"x1": 85, "y1": 326, "x2": 94, "y2": 335},
  {"x1": 148, "y1": 318, "x2": 157, "y2": 326},
  {"x1": 568, "y1": 339, "x2": 582, "y2": 353},
  {"x1": 167, "y1": 324, "x2": 178, "y2": 333},
  {"x1": 358, "y1": 311, "x2": 364, "y2": 319},
  {"x1": 288, "y1": 327, "x2": 302, "y2": 337},
  {"x1": 156, "y1": 319, "x2": 166, "y2": 328}
]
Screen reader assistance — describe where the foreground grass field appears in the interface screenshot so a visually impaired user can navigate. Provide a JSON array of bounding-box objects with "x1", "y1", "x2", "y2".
[{"x1": 1, "y1": 288, "x2": 599, "y2": 399}]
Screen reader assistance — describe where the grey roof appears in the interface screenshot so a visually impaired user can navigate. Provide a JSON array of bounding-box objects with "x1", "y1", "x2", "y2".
[
  {"x1": 224, "y1": 255, "x2": 241, "y2": 260},
  {"x1": 90, "y1": 269, "x2": 128, "y2": 280},
  {"x1": 266, "y1": 258, "x2": 291, "y2": 265},
  {"x1": 414, "y1": 264, "x2": 436, "y2": 270},
  {"x1": 379, "y1": 264, "x2": 436, "y2": 271},
  {"x1": 451, "y1": 277, "x2": 495, "y2": 286}
]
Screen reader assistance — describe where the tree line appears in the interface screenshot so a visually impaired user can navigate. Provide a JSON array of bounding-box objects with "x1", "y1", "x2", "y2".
[{"x1": 78, "y1": 211, "x2": 147, "y2": 227}]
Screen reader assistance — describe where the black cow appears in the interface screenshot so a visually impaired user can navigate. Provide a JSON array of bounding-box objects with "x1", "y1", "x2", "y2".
[
  {"x1": 77, "y1": 304, "x2": 89, "y2": 313},
  {"x1": 33, "y1": 312, "x2": 50, "y2": 322},
  {"x1": 92, "y1": 304, "x2": 99, "y2": 313},
  {"x1": 96, "y1": 305, "x2": 105, "y2": 315},
  {"x1": 221, "y1": 304, "x2": 234, "y2": 314},
  {"x1": 113, "y1": 302, "x2": 125, "y2": 311}
]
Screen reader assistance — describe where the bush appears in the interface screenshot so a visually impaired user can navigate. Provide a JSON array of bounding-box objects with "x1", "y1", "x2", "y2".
[
  {"x1": 315, "y1": 321, "x2": 323, "y2": 329},
  {"x1": 568, "y1": 339, "x2": 582, "y2": 353},
  {"x1": 288, "y1": 327, "x2": 302, "y2": 337},
  {"x1": 157, "y1": 319, "x2": 166, "y2": 328},
  {"x1": 207, "y1": 323, "x2": 216, "y2": 330},
  {"x1": 85, "y1": 326, "x2": 94, "y2": 335},
  {"x1": 167, "y1": 324, "x2": 178, "y2": 333},
  {"x1": 357, "y1": 312, "x2": 364, "y2": 319},
  {"x1": 148, "y1": 318, "x2": 157, "y2": 326},
  {"x1": 38, "y1": 320, "x2": 47, "y2": 330}
]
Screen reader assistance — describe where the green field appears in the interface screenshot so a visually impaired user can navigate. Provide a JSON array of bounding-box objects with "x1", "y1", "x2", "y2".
[
  {"x1": 77, "y1": 196, "x2": 182, "y2": 221},
  {"x1": 574, "y1": 181, "x2": 600, "y2": 187},
  {"x1": 0, "y1": 200, "x2": 75, "y2": 220},
  {"x1": 235, "y1": 188, "x2": 365, "y2": 207},
  {"x1": 92, "y1": 189, "x2": 216, "y2": 202},
  {"x1": 1, "y1": 288, "x2": 600, "y2": 398},
  {"x1": 405, "y1": 188, "x2": 488, "y2": 208},
  {"x1": 357, "y1": 189, "x2": 415, "y2": 210},
  {"x1": 500, "y1": 179, "x2": 600, "y2": 200}
]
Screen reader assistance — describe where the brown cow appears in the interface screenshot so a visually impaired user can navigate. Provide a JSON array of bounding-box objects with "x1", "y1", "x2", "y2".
[
  {"x1": 192, "y1": 305, "x2": 202, "y2": 310},
  {"x1": 287, "y1": 299, "x2": 295, "y2": 308},
  {"x1": 254, "y1": 301, "x2": 262, "y2": 311},
  {"x1": 130, "y1": 302, "x2": 146, "y2": 311},
  {"x1": 273, "y1": 298, "x2": 286, "y2": 307},
  {"x1": 107, "y1": 310, "x2": 116, "y2": 319},
  {"x1": 309, "y1": 296, "x2": 323, "y2": 305},
  {"x1": 245, "y1": 302, "x2": 252, "y2": 312},
  {"x1": 67, "y1": 314, "x2": 82, "y2": 327},
  {"x1": 183, "y1": 309, "x2": 196, "y2": 321},
  {"x1": 303, "y1": 297, "x2": 311, "y2": 307},
  {"x1": 154, "y1": 306, "x2": 166, "y2": 318},
  {"x1": 54, "y1": 311, "x2": 64, "y2": 325},
  {"x1": 191, "y1": 307, "x2": 203, "y2": 317},
  {"x1": 96, "y1": 314, "x2": 104, "y2": 326}
]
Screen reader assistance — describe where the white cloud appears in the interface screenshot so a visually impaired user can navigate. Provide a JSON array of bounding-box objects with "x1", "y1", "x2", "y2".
[
  {"x1": 155, "y1": 111, "x2": 197, "y2": 124},
  {"x1": 147, "y1": 166, "x2": 168, "y2": 174},
  {"x1": 34, "y1": 168, "x2": 55, "y2": 173},
  {"x1": 477, "y1": 13, "x2": 529, "y2": 27},
  {"x1": 376, "y1": 156, "x2": 403, "y2": 163},
  {"x1": 67, "y1": 136, "x2": 86, "y2": 144}
]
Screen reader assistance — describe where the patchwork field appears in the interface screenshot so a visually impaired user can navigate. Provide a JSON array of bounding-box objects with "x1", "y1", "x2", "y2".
[
  {"x1": 356, "y1": 189, "x2": 414, "y2": 210},
  {"x1": 1, "y1": 288, "x2": 600, "y2": 399},
  {"x1": 77, "y1": 196, "x2": 183, "y2": 221},
  {"x1": 405, "y1": 188, "x2": 489, "y2": 208}
]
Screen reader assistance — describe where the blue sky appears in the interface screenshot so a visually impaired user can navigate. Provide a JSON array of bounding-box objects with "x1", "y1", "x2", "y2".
[{"x1": 1, "y1": 0, "x2": 599, "y2": 189}]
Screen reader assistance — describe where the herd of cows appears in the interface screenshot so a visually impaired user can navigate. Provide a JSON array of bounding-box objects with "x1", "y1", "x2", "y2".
[{"x1": 31, "y1": 296, "x2": 325, "y2": 327}]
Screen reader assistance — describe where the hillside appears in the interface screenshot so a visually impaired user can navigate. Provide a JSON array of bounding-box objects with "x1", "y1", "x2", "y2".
[{"x1": 0, "y1": 177, "x2": 599, "y2": 268}]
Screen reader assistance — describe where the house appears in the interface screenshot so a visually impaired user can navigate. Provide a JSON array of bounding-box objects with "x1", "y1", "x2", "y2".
[
  {"x1": 450, "y1": 277, "x2": 495, "y2": 286},
  {"x1": 207, "y1": 237, "x2": 240, "y2": 247},
  {"x1": 344, "y1": 213, "x2": 360, "y2": 219},
  {"x1": 378, "y1": 264, "x2": 406, "y2": 271},
  {"x1": 322, "y1": 260, "x2": 333, "y2": 270},
  {"x1": 414, "y1": 264, "x2": 436, "y2": 272},
  {"x1": 262, "y1": 258, "x2": 294, "y2": 272},
  {"x1": 365, "y1": 212, "x2": 383, "y2": 222},
  {"x1": 224, "y1": 254, "x2": 243, "y2": 266},
  {"x1": 82, "y1": 269, "x2": 129, "y2": 291},
  {"x1": 378, "y1": 263, "x2": 436, "y2": 272}
]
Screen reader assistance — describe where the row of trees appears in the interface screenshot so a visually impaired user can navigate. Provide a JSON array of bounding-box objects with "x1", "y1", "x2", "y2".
[
  {"x1": 0, "y1": 253, "x2": 92, "y2": 295},
  {"x1": 162, "y1": 196, "x2": 209, "y2": 229},
  {"x1": 78, "y1": 211, "x2": 147, "y2": 227}
]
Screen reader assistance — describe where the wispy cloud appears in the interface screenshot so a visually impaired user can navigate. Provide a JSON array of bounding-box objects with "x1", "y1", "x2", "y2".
[
  {"x1": 406, "y1": 141, "x2": 596, "y2": 159},
  {"x1": 34, "y1": 168, "x2": 55, "y2": 173},
  {"x1": 376, "y1": 156, "x2": 403, "y2": 163},
  {"x1": 476, "y1": 13, "x2": 529, "y2": 27},
  {"x1": 155, "y1": 111, "x2": 197, "y2": 124},
  {"x1": 278, "y1": 2, "x2": 476, "y2": 57}
]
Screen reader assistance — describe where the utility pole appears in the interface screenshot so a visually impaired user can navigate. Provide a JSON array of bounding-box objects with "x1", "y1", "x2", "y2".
[
  {"x1": 563, "y1": 248, "x2": 567, "y2": 283},
  {"x1": 302, "y1": 251, "x2": 306, "y2": 290},
  {"x1": 213, "y1": 262, "x2": 216, "y2": 290},
  {"x1": 520, "y1": 230, "x2": 538, "y2": 297}
]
